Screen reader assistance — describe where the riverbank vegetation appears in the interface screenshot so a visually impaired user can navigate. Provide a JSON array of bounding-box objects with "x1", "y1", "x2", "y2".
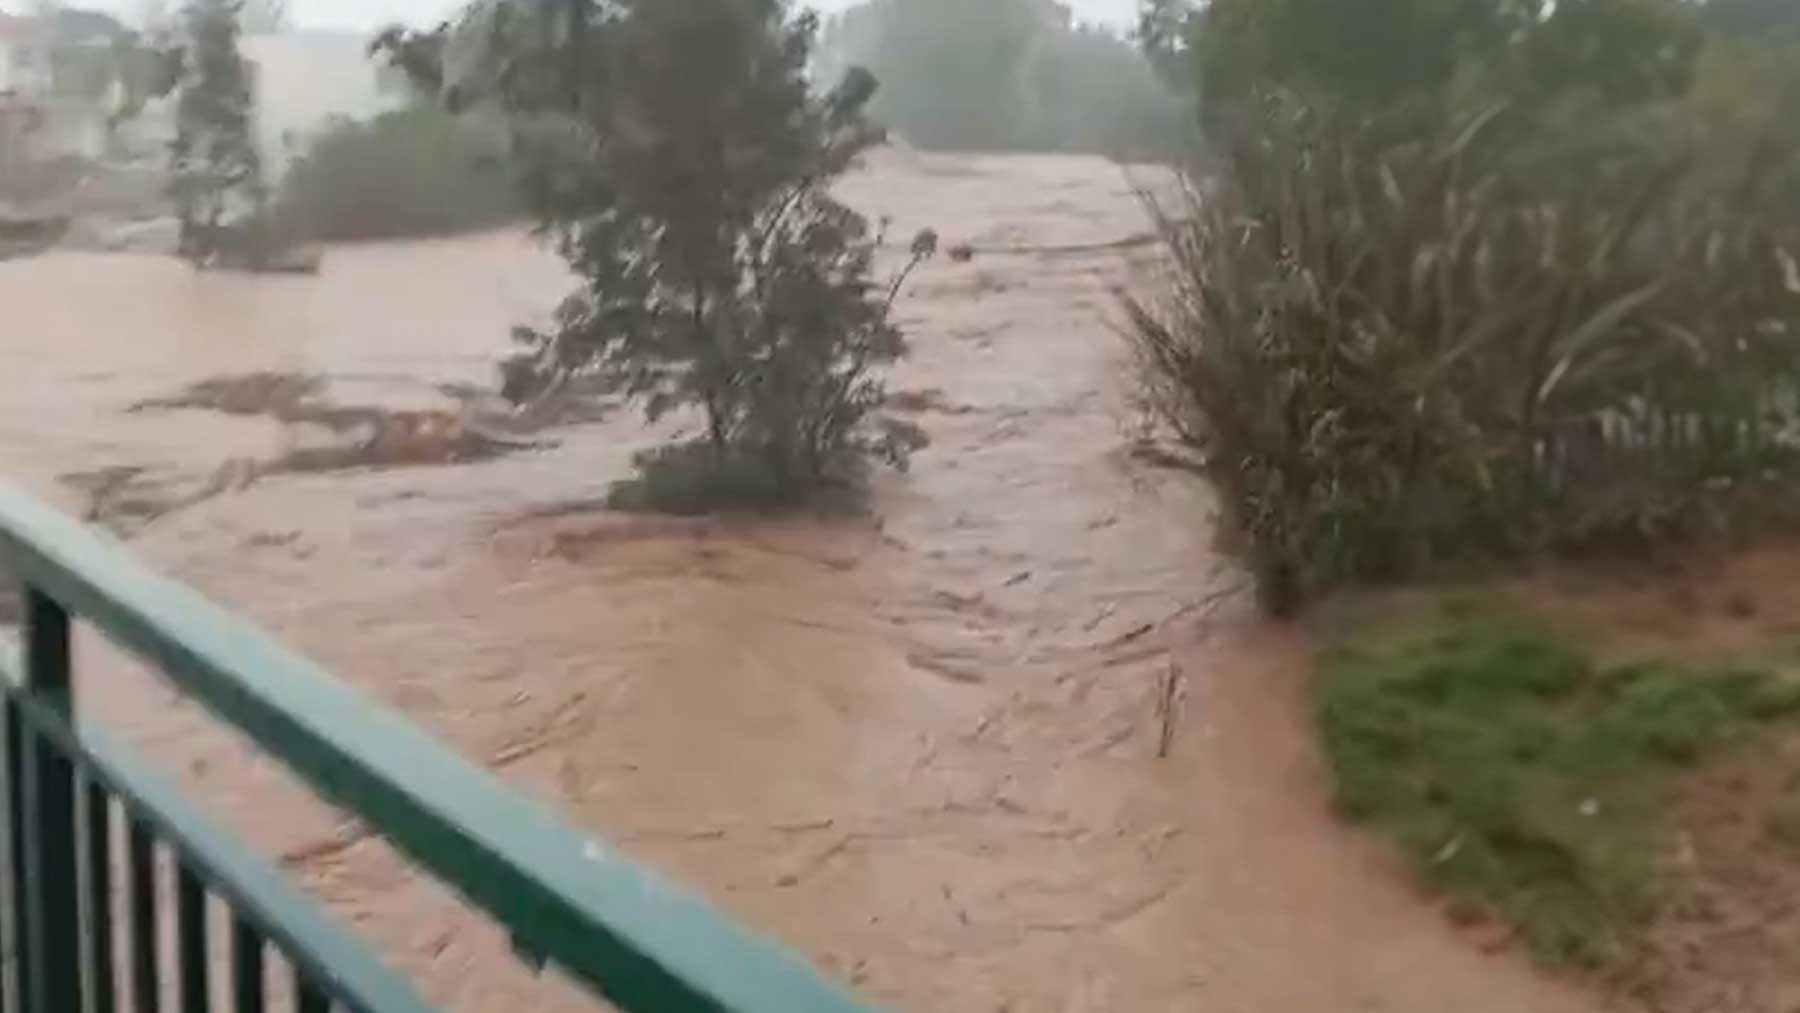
[
  {"x1": 817, "y1": 0, "x2": 1187, "y2": 159},
  {"x1": 1126, "y1": 0, "x2": 1800, "y2": 997},
  {"x1": 377, "y1": 0, "x2": 935, "y2": 513},
  {"x1": 270, "y1": 105, "x2": 520, "y2": 241},
  {"x1": 1125, "y1": 0, "x2": 1800, "y2": 615}
]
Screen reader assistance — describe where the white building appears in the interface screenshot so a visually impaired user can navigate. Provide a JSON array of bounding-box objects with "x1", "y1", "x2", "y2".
[
  {"x1": 0, "y1": 11, "x2": 52, "y2": 97},
  {"x1": 5, "y1": 19, "x2": 409, "y2": 181},
  {"x1": 0, "y1": 10, "x2": 130, "y2": 162}
]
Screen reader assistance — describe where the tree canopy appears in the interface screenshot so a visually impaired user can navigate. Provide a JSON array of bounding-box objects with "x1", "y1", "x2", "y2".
[
  {"x1": 166, "y1": 0, "x2": 262, "y2": 265},
  {"x1": 378, "y1": 0, "x2": 935, "y2": 508}
]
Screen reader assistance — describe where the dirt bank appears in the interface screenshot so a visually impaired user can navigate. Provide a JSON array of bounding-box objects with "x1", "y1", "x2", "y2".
[{"x1": 0, "y1": 150, "x2": 1595, "y2": 1011}]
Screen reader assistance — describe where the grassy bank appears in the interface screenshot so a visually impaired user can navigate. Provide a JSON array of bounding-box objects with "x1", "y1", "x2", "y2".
[{"x1": 1317, "y1": 601, "x2": 1800, "y2": 970}]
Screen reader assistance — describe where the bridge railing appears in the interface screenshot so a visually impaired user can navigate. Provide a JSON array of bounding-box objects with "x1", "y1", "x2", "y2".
[{"x1": 0, "y1": 485, "x2": 874, "y2": 1013}]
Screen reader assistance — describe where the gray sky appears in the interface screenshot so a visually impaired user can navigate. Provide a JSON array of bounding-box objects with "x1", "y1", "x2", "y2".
[{"x1": 2, "y1": 0, "x2": 1138, "y2": 32}]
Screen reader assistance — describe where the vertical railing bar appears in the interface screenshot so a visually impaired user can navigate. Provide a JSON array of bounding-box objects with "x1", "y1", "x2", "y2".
[
  {"x1": 230, "y1": 914, "x2": 264, "y2": 1013},
  {"x1": 21, "y1": 588, "x2": 81, "y2": 1013},
  {"x1": 7, "y1": 695, "x2": 432, "y2": 1013},
  {"x1": 176, "y1": 864, "x2": 208, "y2": 1011},
  {"x1": 0, "y1": 692, "x2": 23, "y2": 1013},
  {"x1": 127, "y1": 821, "x2": 158, "y2": 1013},
  {"x1": 81, "y1": 778, "x2": 116, "y2": 1013},
  {"x1": 294, "y1": 965, "x2": 330, "y2": 1013}
]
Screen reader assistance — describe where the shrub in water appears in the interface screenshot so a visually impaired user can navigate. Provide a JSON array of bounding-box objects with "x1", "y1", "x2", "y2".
[{"x1": 272, "y1": 104, "x2": 519, "y2": 241}]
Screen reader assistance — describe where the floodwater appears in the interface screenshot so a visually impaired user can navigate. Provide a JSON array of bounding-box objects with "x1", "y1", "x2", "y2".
[{"x1": 0, "y1": 150, "x2": 1598, "y2": 1011}]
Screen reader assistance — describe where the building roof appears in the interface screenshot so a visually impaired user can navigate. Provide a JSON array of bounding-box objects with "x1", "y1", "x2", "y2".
[
  {"x1": 43, "y1": 8, "x2": 133, "y2": 45},
  {"x1": 0, "y1": 11, "x2": 42, "y2": 42},
  {"x1": 0, "y1": 9, "x2": 129, "y2": 46}
]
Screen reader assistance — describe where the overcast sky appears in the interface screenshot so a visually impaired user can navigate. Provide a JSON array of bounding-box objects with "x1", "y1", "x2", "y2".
[{"x1": 2, "y1": 0, "x2": 1138, "y2": 32}]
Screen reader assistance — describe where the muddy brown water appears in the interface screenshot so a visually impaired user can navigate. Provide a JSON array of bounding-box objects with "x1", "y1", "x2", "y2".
[{"x1": 0, "y1": 150, "x2": 1597, "y2": 1011}]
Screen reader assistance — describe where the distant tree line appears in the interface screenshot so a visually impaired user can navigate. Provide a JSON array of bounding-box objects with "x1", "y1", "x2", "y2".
[
  {"x1": 817, "y1": 0, "x2": 1188, "y2": 159},
  {"x1": 1703, "y1": 0, "x2": 1800, "y2": 35}
]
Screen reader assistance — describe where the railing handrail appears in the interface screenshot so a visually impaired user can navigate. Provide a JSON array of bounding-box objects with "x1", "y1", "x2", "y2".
[{"x1": 0, "y1": 484, "x2": 874, "y2": 1013}]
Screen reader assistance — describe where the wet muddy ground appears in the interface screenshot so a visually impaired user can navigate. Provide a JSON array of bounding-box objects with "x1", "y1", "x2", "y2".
[{"x1": 0, "y1": 150, "x2": 1597, "y2": 1011}]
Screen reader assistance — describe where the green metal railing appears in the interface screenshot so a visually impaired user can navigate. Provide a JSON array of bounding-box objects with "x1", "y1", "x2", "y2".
[{"x1": 0, "y1": 485, "x2": 875, "y2": 1013}]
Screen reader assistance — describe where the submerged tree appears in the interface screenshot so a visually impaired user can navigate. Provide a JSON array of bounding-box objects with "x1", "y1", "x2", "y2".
[
  {"x1": 166, "y1": 0, "x2": 261, "y2": 265},
  {"x1": 379, "y1": 0, "x2": 934, "y2": 510}
]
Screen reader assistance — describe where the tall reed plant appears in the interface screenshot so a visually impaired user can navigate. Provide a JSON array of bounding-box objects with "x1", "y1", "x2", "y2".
[{"x1": 1125, "y1": 90, "x2": 1800, "y2": 613}]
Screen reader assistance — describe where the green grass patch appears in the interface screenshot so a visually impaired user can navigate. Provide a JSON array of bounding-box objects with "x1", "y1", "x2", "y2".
[{"x1": 1317, "y1": 604, "x2": 1800, "y2": 968}]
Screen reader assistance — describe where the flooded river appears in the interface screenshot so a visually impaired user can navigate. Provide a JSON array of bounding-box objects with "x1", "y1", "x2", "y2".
[{"x1": 0, "y1": 150, "x2": 1596, "y2": 1011}]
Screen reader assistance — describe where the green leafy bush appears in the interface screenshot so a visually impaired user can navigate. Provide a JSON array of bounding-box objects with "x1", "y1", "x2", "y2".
[
  {"x1": 606, "y1": 441, "x2": 834, "y2": 515},
  {"x1": 272, "y1": 104, "x2": 519, "y2": 241}
]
